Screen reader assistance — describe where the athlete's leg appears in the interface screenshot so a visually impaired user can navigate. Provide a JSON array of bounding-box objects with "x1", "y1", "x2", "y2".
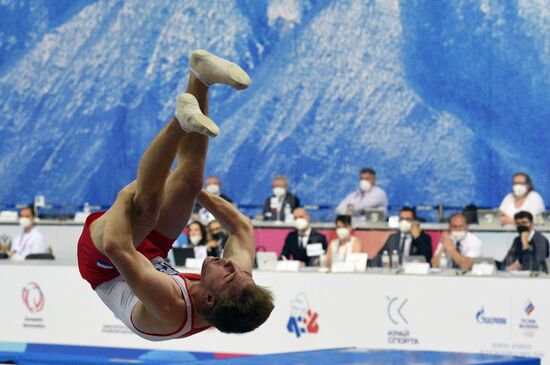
[
  {"x1": 90, "y1": 118, "x2": 184, "y2": 251},
  {"x1": 90, "y1": 81, "x2": 220, "y2": 249},
  {"x1": 153, "y1": 73, "x2": 209, "y2": 240},
  {"x1": 153, "y1": 50, "x2": 251, "y2": 240}
]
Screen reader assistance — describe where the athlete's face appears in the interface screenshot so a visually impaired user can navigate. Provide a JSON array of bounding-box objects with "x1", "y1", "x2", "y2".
[{"x1": 200, "y1": 257, "x2": 253, "y2": 296}]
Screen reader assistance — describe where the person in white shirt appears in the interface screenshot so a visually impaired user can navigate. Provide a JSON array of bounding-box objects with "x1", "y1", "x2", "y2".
[
  {"x1": 326, "y1": 215, "x2": 362, "y2": 268},
  {"x1": 335, "y1": 167, "x2": 388, "y2": 216},
  {"x1": 499, "y1": 172, "x2": 545, "y2": 225},
  {"x1": 431, "y1": 213, "x2": 482, "y2": 271},
  {"x1": 9, "y1": 206, "x2": 48, "y2": 261}
]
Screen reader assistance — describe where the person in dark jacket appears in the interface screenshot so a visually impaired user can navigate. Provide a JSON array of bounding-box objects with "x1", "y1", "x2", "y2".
[
  {"x1": 373, "y1": 207, "x2": 432, "y2": 267},
  {"x1": 505, "y1": 211, "x2": 549, "y2": 273},
  {"x1": 260, "y1": 176, "x2": 300, "y2": 222},
  {"x1": 280, "y1": 208, "x2": 327, "y2": 266}
]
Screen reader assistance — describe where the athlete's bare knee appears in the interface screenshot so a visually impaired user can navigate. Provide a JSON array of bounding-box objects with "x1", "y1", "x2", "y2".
[
  {"x1": 176, "y1": 176, "x2": 203, "y2": 197},
  {"x1": 171, "y1": 169, "x2": 203, "y2": 194}
]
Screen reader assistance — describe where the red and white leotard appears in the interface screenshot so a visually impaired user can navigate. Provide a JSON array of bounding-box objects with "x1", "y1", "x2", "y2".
[{"x1": 77, "y1": 212, "x2": 210, "y2": 340}]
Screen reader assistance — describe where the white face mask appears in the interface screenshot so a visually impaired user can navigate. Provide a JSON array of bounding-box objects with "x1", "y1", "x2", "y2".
[
  {"x1": 336, "y1": 227, "x2": 350, "y2": 241},
  {"x1": 513, "y1": 184, "x2": 528, "y2": 197},
  {"x1": 19, "y1": 217, "x2": 32, "y2": 229},
  {"x1": 273, "y1": 187, "x2": 286, "y2": 197},
  {"x1": 205, "y1": 183, "x2": 220, "y2": 195},
  {"x1": 399, "y1": 220, "x2": 412, "y2": 233},
  {"x1": 294, "y1": 218, "x2": 309, "y2": 231},
  {"x1": 189, "y1": 235, "x2": 202, "y2": 245},
  {"x1": 451, "y1": 231, "x2": 466, "y2": 241},
  {"x1": 359, "y1": 179, "x2": 372, "y2": 192}
]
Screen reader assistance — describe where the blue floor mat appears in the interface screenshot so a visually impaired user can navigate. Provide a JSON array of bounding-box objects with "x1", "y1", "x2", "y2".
[{"x1": 0, "y1": 343, "x2": 540, "y2": 365}]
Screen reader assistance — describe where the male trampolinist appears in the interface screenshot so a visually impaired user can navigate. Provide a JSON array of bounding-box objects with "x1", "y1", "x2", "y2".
[{"x1": 77, "y1": 50, "x2": 274, "y2": 340}]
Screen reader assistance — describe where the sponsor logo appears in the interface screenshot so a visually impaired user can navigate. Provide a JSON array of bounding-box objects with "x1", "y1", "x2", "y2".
[
  {"x1": 475, "y1": 307, "x2": 507, "y2": 325},
  {"x1": 386, "y1": 296, "x2": 419, "y2": 345},
  {"x1": 519, "y1": 300, "x2": 538, "y2": 333},
  {"x1": 387, "y1": 296, "x2": 408, "y2": 325},
  {"x1": 524, "y1": 301, "x2": 535, "y2": 316},
  {"x1": 286, "y1": 293, "x2": 319, "y2": 338},
  {"x1": 22, "y1": 282, "x2": 45, "y2": 313}
]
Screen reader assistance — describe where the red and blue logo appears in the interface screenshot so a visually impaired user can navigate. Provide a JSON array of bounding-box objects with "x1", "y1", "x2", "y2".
[
  {"x1": 524, "y1": 301, "x2": 535, "y2": 316},
  {"x1": 22, "y1": 282, "x2": 45, "y2": 313},
  {"x1": 286, "y1": 293, "x2": 319, "y2": 338}
]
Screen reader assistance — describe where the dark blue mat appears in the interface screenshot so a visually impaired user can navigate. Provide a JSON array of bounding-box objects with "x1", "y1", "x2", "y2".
[{"x1": 0, "y1": 343, "x2": 540, "y2": 365}]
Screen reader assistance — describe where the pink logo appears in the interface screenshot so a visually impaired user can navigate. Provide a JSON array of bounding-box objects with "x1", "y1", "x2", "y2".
[{"x1": 22, "y1": 282, "x2": 45, "y2": 313}]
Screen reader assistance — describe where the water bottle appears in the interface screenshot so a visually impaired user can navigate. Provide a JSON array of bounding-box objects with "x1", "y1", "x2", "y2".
[
  {"x1": 382, "y1": 250, "x2": 390, "y2": 270},
  {"x1": 284, "y1": 203, "x2": 294, "y2": 223},
  {"x1": 391, "y1": 250, "x2": 400, "y2": 269},
  {"x1": 440, "y1": 253, "x2": 448, "y2": 270}
]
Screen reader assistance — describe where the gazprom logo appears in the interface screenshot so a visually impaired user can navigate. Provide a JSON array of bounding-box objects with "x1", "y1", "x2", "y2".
[{"x1": 476, "y1": 307, "x2": 507, "y2": 325}]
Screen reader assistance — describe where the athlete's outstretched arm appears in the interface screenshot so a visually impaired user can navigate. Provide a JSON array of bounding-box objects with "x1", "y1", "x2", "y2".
[
  {"x1": 103, "y1": 188, "x2": 182, "y2": 321},
  {"x1": 196, "y1": 190, "x2": 254, "y2": 273}
]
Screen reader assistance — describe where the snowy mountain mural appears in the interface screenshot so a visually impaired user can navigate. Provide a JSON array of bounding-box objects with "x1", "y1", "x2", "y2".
[{"x1": 0, "y1": 0, "x2": 548, "y2": 215}]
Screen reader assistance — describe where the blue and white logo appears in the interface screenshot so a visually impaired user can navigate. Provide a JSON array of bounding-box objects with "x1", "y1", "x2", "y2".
[{"x1": 475, "y1": 307, "x2": 507, "y2": 325}]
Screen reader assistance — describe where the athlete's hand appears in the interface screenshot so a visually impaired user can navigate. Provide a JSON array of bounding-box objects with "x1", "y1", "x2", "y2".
[{"x1": 441, "y1": 232, "x2": 454, "y2": 252}]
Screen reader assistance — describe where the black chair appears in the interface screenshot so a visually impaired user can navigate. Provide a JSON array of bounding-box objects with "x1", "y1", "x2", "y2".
[
  {"x1": 25, "y1": 253, "x2": 55, "y2": 260},
  {"x1": 463, "y1": 204, "x2": 479, "y2": 225}
]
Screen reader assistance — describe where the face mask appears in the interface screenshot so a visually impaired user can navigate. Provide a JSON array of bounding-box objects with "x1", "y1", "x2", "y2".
[
  {"x1": 451, "y1": 231, "x2": 466, "y2": 241},
  {"x1": 513, "y1": 184, "x2": 528, "y2": 197},
  {"x1": 516, "y1": 225, "x2": 530, "y2": 234},
  {"x1": 294, "y1": 218, "x2": 309, "y2": 231},
  {"x1": 359, "y1": 179, "x2": 372, "y2": 192},
  {"x1": 19, "y1": 217, "x2": 32, "y2": 229},
  {"x1": 273, "y1": 187, "x2": 286, "y2": 197},
  {"x1": 211, "y1": 232, "x2": 228, "y2": 241},
  {"x1": 189, "y1": 235, "x2": 202, "y2": 245},
  {"x1": 398, "y1": 219, "x2": 412, "y2": 233},
  {"x1": 205, "y1": 184, "x2": 220, "y2": 195},
  {"x1": 336, "y1": 227, "x2": 350, "y2": 240}
]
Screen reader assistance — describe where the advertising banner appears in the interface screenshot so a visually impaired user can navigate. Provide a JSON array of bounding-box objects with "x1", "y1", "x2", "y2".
[{"x1": 0, "y1": 265, "x2": 547, "y2": 363}]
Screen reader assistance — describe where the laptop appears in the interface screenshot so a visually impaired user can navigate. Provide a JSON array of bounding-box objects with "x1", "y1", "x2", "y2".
[
  {"x1": 403, "y1": 255, "x2": 426, "y2": 264},
  {"x1": 476, "y1": 209, "x2": 501, "y2": 227},
  {"x1": 256, "y1": 252, "x2": 278, "y2": 271},
  {"x1": 172, "y1": 247, "x2": 195, "y2": 266},
  {"x1": 348, "y1": 253, "x2": 368, "y2": 272},
  {"x1": 364, "y1": 209, "x2": 385, "y2": 223}
]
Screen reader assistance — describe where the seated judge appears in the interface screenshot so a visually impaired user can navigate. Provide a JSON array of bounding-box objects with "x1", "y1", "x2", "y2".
[
  {"x1": 373, "y1": 207, "x2": 432, "y2": 267},
  {"x1": 280, "y1": 208, "x2": 327, "y2": 266},
  {"x1": 326, "y1": 215, "x2": 363, "y2": 268},
  {"x1": 504, "y1": 211, "x2": 549, "y2": 273},
  {"x1": 431, "y1": 213, "x2": 482, "y2": 271}
]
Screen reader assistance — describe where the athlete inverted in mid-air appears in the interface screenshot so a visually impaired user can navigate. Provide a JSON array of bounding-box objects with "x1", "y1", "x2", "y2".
[{"x1": 77, "y1": 50, "x2": 274, "y2": 340}]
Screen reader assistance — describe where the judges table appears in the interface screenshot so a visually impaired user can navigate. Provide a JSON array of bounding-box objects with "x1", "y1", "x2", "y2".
[
  {"x1": 1, "y1": 220, "x2": 549, "y2": 265},
  {"x1": 0, "y1": 262, "x2": 547, "y2": 363}
]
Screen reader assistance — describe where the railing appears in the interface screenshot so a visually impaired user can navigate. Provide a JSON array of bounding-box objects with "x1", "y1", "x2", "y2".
[{"x1": 0, "y1": 202, "x2": 493, "y2": 223}]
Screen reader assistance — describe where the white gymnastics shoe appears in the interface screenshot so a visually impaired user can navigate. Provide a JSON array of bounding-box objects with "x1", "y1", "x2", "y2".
[
  {"x1": 190, "y1": 49, "x2": 251, "y2": 90},
  {"x1": 175, "y1": 93, "x2": 219, "y2": 137}
]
